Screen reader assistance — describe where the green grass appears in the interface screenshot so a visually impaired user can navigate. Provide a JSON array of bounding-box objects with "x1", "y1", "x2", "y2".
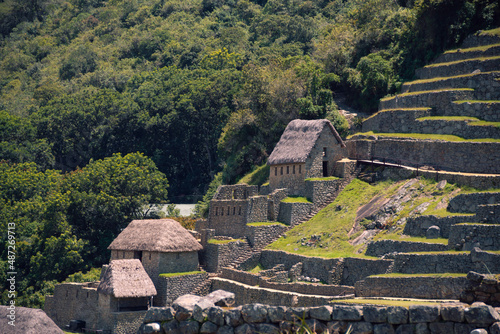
[
  {"x1": 380, "y1": 88, "x2": 474, "y2": 101},
  {"x1": 454, "y1": 100, "x2": 500, "y2": 104},
  {"x1": 416, "y1": 116, "x2": 480, "y2": 122},
  {"x1": 281, "y1": 196, "x2": 312, "y2": 203},
  {"x1": 208, "y1": 238, "x2": 245, "y2": 244},
  {"x1": 349, "y1": 131, "x2": 500, "y2": 143},
  {"x1": 364, "y1": 107, "x2": 430, "y2": 122},
  {"x1": 305, "y1": 176, "x2": 339, "y2": 181},
  {"x1": 159, "y1": 271, "x2": 204, "y2": 278},
  {"x1": 404, "y1": 72, "x2": 497, "y2": 85},
  {"x1": 373, "y1": 234, "x2": 448, "y2": 245},
  {"x1": 248, "y1": 263, "x2": 264, "y2": 274},
  {"x1": 372, "y1": 273, "x2": 466, "y2": 278},
  {"x1": 335, "y1": 298, "x2": 442, "y2": 307},
  {"x1": 479, "y1": 27, "x2": 500, "y2": 37},
  {"x1": 444, "y1": 43, "x2": 500, "y2": 54},
  {"x1": 424, "y1": 55, "x2": 500, "y2": 67},
  {"x1": 247, "y1": 221, "x2": 287, "y2": 227},
  {"x1": 470, "y1": 120, "x2": 500, "y2": 128},
  {"x1": 237, "y1": 163, "x2": 270, "y2": 186},
  {"x1": 406, "y1": 250, "x2": 469, "y2": 255}
]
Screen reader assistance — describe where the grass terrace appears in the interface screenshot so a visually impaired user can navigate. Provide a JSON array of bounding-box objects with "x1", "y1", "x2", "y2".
[
  {"x1": 444, "y1": 42, "x2": 500, "y2": 54},
  {"x1": 160, "y1": 271, "x2": 204, "y2": 278},
  {"x1": 208, "y1": 238, "x2": 245, "y2": 244},
  {"x1": 305, "y1": 176, "x2": 340, "y2": 181},
  {"x1": 349, "y1": 131, "x2": 500, "y2": 142},
  {"x1": 281, "y1": 196, "x2": 312, "y2": 203},
  {"x1": 405, "y1": 71, "x2": 499, "y2": 85},
  {"x1": 247, "y1": 222, "x2": 287, "y2": 227},
  {"x1": 371, "y1": 273, "x2": 467, "y2": 278},
  {"x1": 423, "y1": 55, "x2": 500, "y2": 67},
  {"x1": 335, "y1": 298, "x2": 443, "y2": 307},
  {"x1": 380, "y1": 88, "x2": 474, "y2": 101}
]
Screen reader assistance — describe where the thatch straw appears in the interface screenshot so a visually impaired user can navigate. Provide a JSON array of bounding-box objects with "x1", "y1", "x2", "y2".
[
  {"x1": 0, "y1": 306, "x2": 63, "y2": 334},
  {"x1": 97, "y1": 259, "x2": 157, "y2": 298},
  {"x1": 108, "y1": 219, "x2": 203, "y2": 252},
  {"x1": 268, "y1": 119, "x2": 345, "y2": 165}
]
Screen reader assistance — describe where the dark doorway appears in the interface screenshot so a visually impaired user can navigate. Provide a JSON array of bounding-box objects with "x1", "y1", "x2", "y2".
[
  {"x1": 323, "y1": 161, "x2": 328, "y2": 177},
  {"x1": 134, "y1": 251, "x2": 143, "y2": 261}
]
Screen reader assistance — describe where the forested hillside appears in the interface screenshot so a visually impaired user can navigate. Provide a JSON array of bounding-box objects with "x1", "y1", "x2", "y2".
[{"x1": 0, "y1": 0, "x2": 499, "y2": 308}]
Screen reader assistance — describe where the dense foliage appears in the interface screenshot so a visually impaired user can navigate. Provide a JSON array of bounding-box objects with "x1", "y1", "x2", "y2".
[
  {"x1": 0, "y1": 153, "x2": 169, "y2": 308},
  {"x1": 0, "y1": 0, "x2": 498, "y2": 307}
]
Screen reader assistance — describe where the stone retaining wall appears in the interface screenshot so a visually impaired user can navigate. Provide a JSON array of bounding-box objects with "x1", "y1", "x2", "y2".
[
  {"x1": 110, "y1": 311, "x2": 146, "y2": 334},
  {"x1": 415, "y1": 57, "x2": 500, "y2": 79},
  {"x1": 449, "y1": 224, "x2": 500, "y2": 251},
  {"x1": 403, "y1": 215, "x2": 473, "y2": 238},
  {"x1": 355, "y1": 275, "x2": 469, "y2": 299},
  {"x1": 305, "y1": 178, "x2": 345, "y2": 210},
  {"x1": 156, "y1": 273, "x2": 209, "y2": 306},
  {"x1": 476, "y1": 204, "x2": 500, "y2": 223},
  {"x1": 203, "y1": 240, "x2": 249, "y2": 273},
  {"x1": 220, "y1": 268, "x2": 355, "y2": 297},
  {"x1": 277, "y1": 201, "x2": 313, "y2": 225},
  {"x1": 137, "y1": 301, "x2": 500, "y2": 334},
  {"x1": 392, "y1": 248, "x2": 500, "y2": 274},
  {"x1": 347, "y1": 138, "x2": 500, "y2": 174},
  {"x1": 379, "y1": 89, "x2": 474, "y2": 111},
  {"x1": 365, "y1": 239, "x2": 449, "y2": 257},
  {"x1": 211, "y1": 278, "x2": 334, "y2": 307},
  {"x1": 246, "y1": 223, "x2": 287, "y2": 248},
  {"x1": 448, "y1": 192, "x2": 500, "y2": 213},
  {"x1": 461, "y1": 271, "x2": 500, "y2": 306}
]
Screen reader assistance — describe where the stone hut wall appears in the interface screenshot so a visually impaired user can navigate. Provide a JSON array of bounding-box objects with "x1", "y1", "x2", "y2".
[
  {"x1": 247, "y1": 195, "x2": 269, "y2": 225},
  {"x1": 355, "y1": 276, "x2": 469, "y2": 299},
  {"x1": 156, "y1": 272, "x2": 208, "y2": 306},
  {"x1": 110, "y1": 311, "x2": 147, "y2": 334},
  {"x1": 305, "y1": 126, "x2": 347, "y2": 180},
  {"x1": 304, "y1": 178, "x2": 344, "y2": 209},
  {"x1": 204, "y1": 241, "x2": 249, "y2": 273},
  {"x1": 269, "y1": 163, "x2": 307, "y2": 196},
  {"x1": 44, "y1": 283, "x2": 100, "y2": 329},
  {"x1": 208, "y1": 199, "x2": 249, "y2": 238},
  {"x1": 213, "y1": 185, "x2": 258, "y2": 200}
]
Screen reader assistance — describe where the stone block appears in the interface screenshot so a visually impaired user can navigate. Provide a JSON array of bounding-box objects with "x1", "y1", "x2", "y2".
[
  {"x1": 309, "y1": 305, "x2": 333, "y2": 321},
  {"x1": 374, "y1": 323, "x2": 395, "y2": 334},
  {"x1": 326, "y1": 321, "x2": 348, "y2": 333},
  {"x1": 465, "y1": 303, "x2": 500, "y2": 325},
  {"x1": 440, "y1": 304, "x2": 465, "y2": 322},
  {"x1": 234, "y1": 323, "x2": 254, "y2": 334},
  {"x1": 454, "y1": 323, "x2": 481, "y2": 334},
  {"x1": 162, "y1": 320, "x2": 180, "y2": 334},
  {"x1": 395, "y1": 324, "x2": 415, "y2": 334},
  {"x1": 143, "y1": 307, "x2": 176, "y2": 323},
  {"x1": 285, "y1": 307, "x2": 310, "y2": 322},
  {"x1": 143, "y1": 322, "x2": 161, "y2": 334},
  {"x1": 304, "y1": 319, "x2": 326, "y2": 333},
  {"x1": 255, "y1": 323, "x2": 280, "y2": 334},
  {"x1": 348, "y1": 321, "x2": 373, "y2": 334},
  {"x1": 428, "y1": 321, "x2": 454, "y2": 334},
  {"x1": 241, "y1": 304, "x2": 268, "y2": 323},
  {"x1": 200, "y1": 321, "x2": 219, "y2": 334},
  {"x1": 363, "y1": 306, "x2": 388, "y2": 323},
  {"x1": 388, "y1": 306, "x2": 409, "y2": 324},
  {"x1": 217, "y1": 325, "x2": 235, "y2": 334},
  {"x1": 331, "y1": 305, "x2": 363, "y2": 321},
  {"x1": 207, "y1": 307, "x2": 225, "y2": 326},
  {"x1": 224, "y1": 307, "x2": 243, "y2": 327},
  {"x1": 426, "y1": 226, "x2": 441, "y2": 239},
  {"x1": 490, "y1": 322, "x2": 500, "y2": 334},
  {"x1": 409, "y1": 305, "x2": 440, "y2": 323},
  {"x1": 415, "y1": 322, "x2": 429, "y2": 334},
  {"x1": 179, "y1": 320, "x2": 200, "y2": 334},
  {"x1": 267, "y1": 306, "x2": 287, "y2": 323},
  {"x1": 470, "y1": 329, "x2": 488, "y2": 334}
]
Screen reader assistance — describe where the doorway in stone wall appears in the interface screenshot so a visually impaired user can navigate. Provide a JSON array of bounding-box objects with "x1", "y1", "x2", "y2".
[
  {"x1": 323, "y1": 161, "x2": 328, "y2": 177},
  {"x1": 268, "y1": 200, "x2": 275, "y2": 221}
]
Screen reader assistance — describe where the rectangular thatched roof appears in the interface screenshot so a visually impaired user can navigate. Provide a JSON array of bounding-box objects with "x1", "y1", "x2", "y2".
[
  {"x1": 268, "y1": 119, "x2": 345, "y2": 165},
  {"x1": 108, "y1": 219, "x2": 203, "y2": 252},
  {"x1": 97, "y1": 259, "x2": 157, "y2": 298}
]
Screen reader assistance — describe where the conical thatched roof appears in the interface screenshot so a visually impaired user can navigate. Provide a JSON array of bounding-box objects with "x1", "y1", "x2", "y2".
[
  {"x1": 97, "y1": 259, "x2": 157, "y2": 298},
  {"x1": 268, "y1": 119, "x2": 345, "y2": 165},
  {"x1": 0, "y1": 306, "x2": 63, "y2": 334},
  {"x1": 108, "y1": 219, "x2": 203, "y2": 252}
]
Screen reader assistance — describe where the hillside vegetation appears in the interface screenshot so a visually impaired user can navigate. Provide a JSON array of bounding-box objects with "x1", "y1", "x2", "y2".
[{"x1": 1, "y1": 0, "x2": 499, "y2": 309}]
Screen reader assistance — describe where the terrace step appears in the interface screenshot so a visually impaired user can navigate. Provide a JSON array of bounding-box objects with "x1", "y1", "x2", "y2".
[
  {"x1": 403, "y1": 214, "x2": 473, "y2": 238},
  {"x1": 401, "y1": 71, "x2": 500, "y2": 99},
  {"x1": 365, "y1": 239, "x2": 449, "y2": 257},
  {"x1": 379, "y1": 89, "x2": 475, "y2": 111},
  {"x1": 415, "y1": 56, "x2": 500, "y2": 80},
  {"x1": 449, "y1": 223, "x2": 500, "y2": 251},
  {"x1": 434, "y1": 44, "x2": 500, "y2": 63},
  {"x1": 355, "y1": 274, "x2": 468, "y2": 299}
]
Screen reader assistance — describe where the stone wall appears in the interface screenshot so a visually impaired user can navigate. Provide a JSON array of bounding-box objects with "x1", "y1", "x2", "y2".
[
  {"x1": 44, "y1": 283, "x2": 100, "y2": 329},
  {"x1": 246, "y1": 223, "x2": 287, "y2": 248},
  {"x1": 220, "y1": 268, "x2": 355, "y2": 297},
  {"x1": 277, "y1": 201, "x2": 313, "y2": 226},
  {"x1": 392, "y1": 248, "x2": 500, "y2": 274},
  {"x1": 110, "y1": 311, "x2": 146, "y2": 334},
  {"x1": 208, "y1": 198, "x2": 249, "y2": 238},
  {"x1": 403, "y1": 215, "x2": 473, "y2": 238},
  {"x1": 415, "y1": 57, "x2": 500, "y2": 79},
  {"x1": 355, "y1": 275, "x2": 469, "y2": 299},
  {"x1": 267, "y1": 188, "x2": 288, "y2": 222},
  {"x1": 156, "y1": 273, "x2": 209, "y2": 306},
  {"x1": 211, "y1": 278, "x2": 333, "y2": 307},
  {"x1": 256, "y1": 250, "x2": 392, "y2": 286},
  {"x1": 365, "y1": 239, "x2": 449, "y2": 257},
  {"x1": 461, "y1": 271, "x2": 500, "y2": 306},
  {"x1": 379, "y1": 89, "x2": 474, "y2": 111},
  {"x1": 213, "y1": 184, "x2": 259, "y2": 200},
  {"x1": 305, "y1": 178, "x2": 344, "y2": 209},
  {"x1": 346, "y1": 138, "x2": 500, "y2": 174},
  {"x1": 203, "y1": 240, "x2": 250, "y2": 273},
  {"x1": 449, "y1": 224, "x2": 500, "y2": 251},
  {"x1": 448, "y1": 192, "x2": 500, "y2": 213},
  {"x1": 137, "y1": 301, "x2": 500, "y2": 334},
  {"x1": 246, "y1": 195, "x2": 269, "y2": 224},
  {"x1": 269, "y1": 163, "x2": 307, "y2": 196},
  {"x1": 476, "y1": 204, "x2": 500, "y2": 223}
]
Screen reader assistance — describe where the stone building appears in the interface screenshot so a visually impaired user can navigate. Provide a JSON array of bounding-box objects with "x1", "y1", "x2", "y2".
[{"x1": 268, "y1": 119, "x2": 346, "y2": 196}]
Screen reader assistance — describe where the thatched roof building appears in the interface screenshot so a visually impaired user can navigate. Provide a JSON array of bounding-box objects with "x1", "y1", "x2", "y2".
[
  {"x1": 97, "y1": 259, "x2": 157, "y2": 298},
  {"x1": 268, "y1": 119, "x2": 345, "y2": 165},
  {"x1": 0, "y1": 306, "x2": 63, "y2": 334},
  {"x1": 108, "y1": 219, "x2": 202, "y2": 253}
]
